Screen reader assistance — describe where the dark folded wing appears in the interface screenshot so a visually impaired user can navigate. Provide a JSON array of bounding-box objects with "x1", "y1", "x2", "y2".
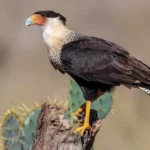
[{"x1": 61, "y1": 38, "x2": 150, "y2": 86}]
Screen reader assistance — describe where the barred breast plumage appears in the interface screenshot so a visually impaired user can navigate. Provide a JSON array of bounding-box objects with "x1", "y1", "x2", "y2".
[{"x1": 45, "y1": 31, "x2": 85, "y2": 73}]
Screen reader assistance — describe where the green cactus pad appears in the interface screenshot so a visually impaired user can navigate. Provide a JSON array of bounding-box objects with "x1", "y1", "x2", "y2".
[
  {"x1": 1, "y1": 111, "x2": 23, "y2": 150},
  {"x1": 21, "y1": 108, "x2": 41, "y2": 150},
  {"x1": 68, "y1": 80, "x2": 113, "y2": 119},
  {"x1": 1, "y1": 78, "x2": 111, "y2": 150}
]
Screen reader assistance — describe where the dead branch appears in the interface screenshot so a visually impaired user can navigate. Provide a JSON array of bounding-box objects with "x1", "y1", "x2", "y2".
[{"x1": 32, "y1": 103, "x2": 101, "y2": 150}]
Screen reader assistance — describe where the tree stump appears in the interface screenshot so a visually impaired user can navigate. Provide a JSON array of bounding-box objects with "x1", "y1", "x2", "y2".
[{"x1": 32, "y1": 103, "x2": 101, "y2": 150}]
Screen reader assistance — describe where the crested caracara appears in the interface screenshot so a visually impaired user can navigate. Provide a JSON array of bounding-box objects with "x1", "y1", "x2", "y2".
[{"x1": 26, "y1": 10, "x2": 150, "y2": 136}]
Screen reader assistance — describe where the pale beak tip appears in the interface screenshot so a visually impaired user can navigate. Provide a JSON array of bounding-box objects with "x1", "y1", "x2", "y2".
[{"x1": 25, "y1": 17, "x2": 33, "y2": 27}]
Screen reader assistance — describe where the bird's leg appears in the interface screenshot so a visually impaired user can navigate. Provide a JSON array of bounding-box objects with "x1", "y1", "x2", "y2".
[
  {"x1": 75, "y1": 91, "x2": 105, "y2": 118},
  {"x1": 75, "y1": 103, "x2": 86, "y2": 117},
  {"x1": 74, "y1": 100, "x2": 93, "y2": 136}
]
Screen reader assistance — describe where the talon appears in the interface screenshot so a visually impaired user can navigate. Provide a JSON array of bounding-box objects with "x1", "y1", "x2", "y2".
[
  {"x1": 79, "y1": 119, "x2": 84, "y2": 123},
  {"x1": 75, "y1": 107, "x2": 84, "y2": 117},
  {"x1": 74, "y1": 100, "x2": 92, "y2": 136},
  {"x1": 74, "y1": 123, "x2": 93, "y2": 136}
]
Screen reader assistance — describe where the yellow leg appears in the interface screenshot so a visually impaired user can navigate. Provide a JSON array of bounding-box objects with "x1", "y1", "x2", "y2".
[
  {"x1": 75, "y1": 107, "x2": 84, "y2": 117},
  {"x1": 74, "y1": 100, "x2": 93, "y2": 136},
  {"x1": 75, "y1": 102, "x2": 86, "y2": 117}
]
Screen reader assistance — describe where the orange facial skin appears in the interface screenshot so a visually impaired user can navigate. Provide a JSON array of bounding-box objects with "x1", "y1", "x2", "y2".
[{"x1": 30, "y1": 14, "x2": 47, "y2": 25}]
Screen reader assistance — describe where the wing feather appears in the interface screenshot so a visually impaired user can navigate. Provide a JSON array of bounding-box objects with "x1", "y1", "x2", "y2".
[{"x1": 61, "y1": 38, "x2": 150, "y2": 86}]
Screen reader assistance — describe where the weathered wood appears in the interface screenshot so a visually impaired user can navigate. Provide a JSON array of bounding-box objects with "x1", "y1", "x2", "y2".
[{"x1": 32, "y1": 103, "x2": 101, "y2": 150}]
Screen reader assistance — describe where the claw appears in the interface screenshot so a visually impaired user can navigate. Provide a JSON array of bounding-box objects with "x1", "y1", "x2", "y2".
[
  {"x1": 79, "y1": 119, "x2": 84, "y2": 123},
  {"x1": 74, "y1": 100, "x2": 92, "y2": 136},
  {"x1": 74, "y1": 123, "x2": 93, "y2": 136},
  {"x1": 75, "y1": 107, "x2": 83, "y2": 117}
]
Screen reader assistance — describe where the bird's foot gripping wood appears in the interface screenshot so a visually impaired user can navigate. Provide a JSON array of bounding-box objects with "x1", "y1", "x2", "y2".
[
  {"x1": 75, "y1": 107, "x2": 84, "y2": 117},
  {"x1": 74, "y1": 123, "x2": 93, "y2": 136},
  {"x1": 74, "y1": 100, "x2": 93, "y2": 136},
  {"x1": 75, "y1": 103, "x2": 86, "y2": 117}
]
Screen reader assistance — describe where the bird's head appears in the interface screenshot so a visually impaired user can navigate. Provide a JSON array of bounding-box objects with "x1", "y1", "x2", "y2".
[{"x1": 25, "y1": 10, "x2": 67, "y2": 27}]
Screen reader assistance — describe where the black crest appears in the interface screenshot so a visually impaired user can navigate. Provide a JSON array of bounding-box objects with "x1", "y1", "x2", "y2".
[{"x1": 34, "y1": 10, "x2": 67, "y2": 25}]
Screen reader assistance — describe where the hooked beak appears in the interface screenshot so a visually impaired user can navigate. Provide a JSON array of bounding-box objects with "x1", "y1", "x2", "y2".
[
  {"x1": 25, "y1": 14, "x2": 46, "y2": 27},
  {"x1": 26, "y1": 17, "x2": 33, "y2": 27}
]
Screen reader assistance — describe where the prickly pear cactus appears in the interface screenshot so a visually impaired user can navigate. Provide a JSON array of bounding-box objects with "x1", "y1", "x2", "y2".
[
  {"x1": 1, "y1": 105, "x2": 41, "y2": 150},
  {"x1": 21, "y1": 108, "x2": 41, "y2": 150},
  {"x1": 1, "y1": 80, "x2": 113, "y2": 149},
  {"x1": 68, "y1": 80, "x2": 113, "y2": 119},
  {"x1": 1, "y1": 110, "x2": 23, "y2": 150}
]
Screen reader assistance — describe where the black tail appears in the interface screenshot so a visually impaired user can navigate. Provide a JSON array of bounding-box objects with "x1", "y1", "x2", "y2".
[{"x1": 128, "y1": 56, "x2": 150, "y2": 96}]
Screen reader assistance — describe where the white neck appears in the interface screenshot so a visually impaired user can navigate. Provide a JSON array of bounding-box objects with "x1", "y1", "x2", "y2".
[{"x1": 41, "y1": 18, "x2": 72, "y2": 48}]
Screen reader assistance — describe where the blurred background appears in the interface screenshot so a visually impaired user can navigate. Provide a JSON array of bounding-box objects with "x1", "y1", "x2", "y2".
[{"x1": 0, "y1": 0, "x2": 150, "y2": 149}]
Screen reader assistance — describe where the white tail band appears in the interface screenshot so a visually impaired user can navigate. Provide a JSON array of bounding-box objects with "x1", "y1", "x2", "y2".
[{"x1": 139, "y1": 87, "x2": 150, "y2": 95}]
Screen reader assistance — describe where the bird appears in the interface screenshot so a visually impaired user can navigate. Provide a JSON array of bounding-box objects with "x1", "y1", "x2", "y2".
[{"x1": 26, "y1": 10, "x2": 150, "y2": 136}]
